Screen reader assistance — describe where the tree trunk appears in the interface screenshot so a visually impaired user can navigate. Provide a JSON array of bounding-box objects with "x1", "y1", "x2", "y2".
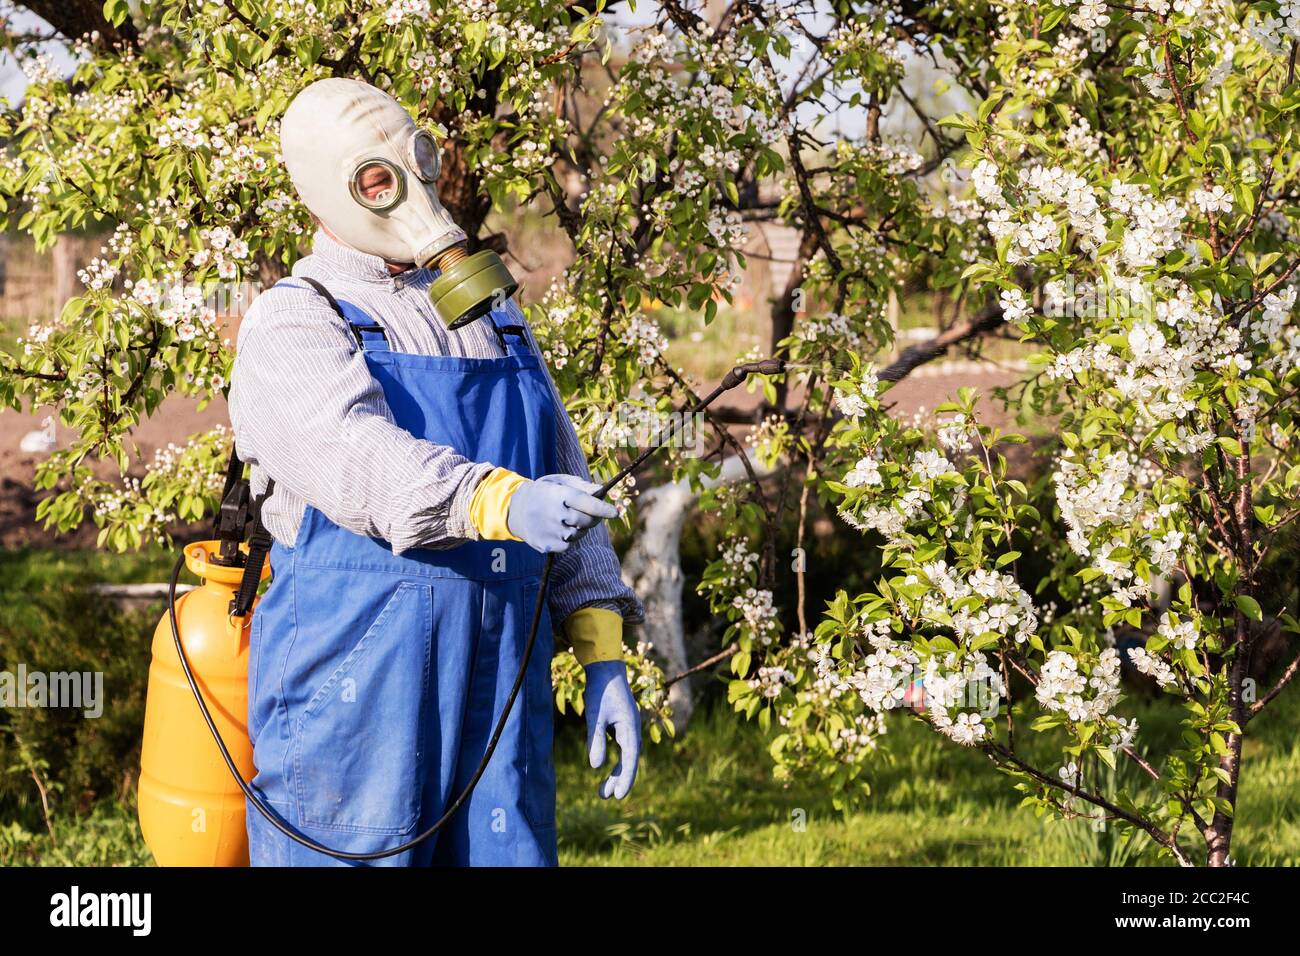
[
  {"x1": 766, "y1": 228, "x2": 817, "y2": 411},
  {"x1": 51, "y1": 234, "x2": 91, "y2": 320},
  {"x1": 255, "y1": 251, "x2": 289, "y2": 289},
  {"x1": 622, "y1": 479, "x2": 696, "y2": 726},
  {"x1": 16, "y1": 2, "x2": 139, "y2": 49},
  {"x1": 1205, "y1": 443, "x2": 1255, "y2": 866},
  {"x1": 432, "y1": 68, "x2": 502, "y2": 249},
  {"x1": 1204, "y1": 639, "x2": 1246, "y2": 866}
]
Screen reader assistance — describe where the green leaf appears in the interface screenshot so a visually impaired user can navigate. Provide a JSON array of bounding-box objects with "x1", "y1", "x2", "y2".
[
  {"x1": 103, "y1": 0, "x2": 129, "y2": 27},
  {"x1": 1236, "y1": 595, "x2": 1263, "y2": 621}
]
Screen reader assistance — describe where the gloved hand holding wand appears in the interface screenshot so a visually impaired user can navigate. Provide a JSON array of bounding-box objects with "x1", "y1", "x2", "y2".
[
  {"x1": 471, "y1": 469, "x2": 640, "y2": 798},
  {"x1": 508, "y1": 476, "x2": 639, "y2": 799}
]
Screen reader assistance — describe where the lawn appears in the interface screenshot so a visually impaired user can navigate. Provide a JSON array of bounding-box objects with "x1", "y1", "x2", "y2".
[
  {"x1": 1, "y1": 547, "x2": 1297, "y2": 867},
  {"x1": 557, "y1": 693, "x2": 1300, "y2": 867}
]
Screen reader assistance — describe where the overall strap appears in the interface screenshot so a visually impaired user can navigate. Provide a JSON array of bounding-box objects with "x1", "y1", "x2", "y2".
[
  {"x1": 287, "y1": 276, "x2": 389, "y2": 351},
  {"x1": 484, "y1": 302, "x2": 534, "y2": 358}
]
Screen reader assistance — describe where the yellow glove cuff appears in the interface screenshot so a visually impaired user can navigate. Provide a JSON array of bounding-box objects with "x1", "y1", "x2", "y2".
[
  {"x1": 564, "y1": 607, "x2": 625, "y2": 667},
  {"x1": 469, "y1": 467, "x2": 527, "y2": 541}
]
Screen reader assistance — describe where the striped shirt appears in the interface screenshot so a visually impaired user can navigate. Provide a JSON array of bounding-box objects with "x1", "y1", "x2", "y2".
[{"x1": 228, "y1": 230, "x2": 644, "y2": 625}]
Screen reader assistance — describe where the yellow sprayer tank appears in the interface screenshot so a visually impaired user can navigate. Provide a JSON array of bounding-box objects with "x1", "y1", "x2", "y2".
[{"x1": 139, "y1": 541, "x2": 267, "y2": 866}]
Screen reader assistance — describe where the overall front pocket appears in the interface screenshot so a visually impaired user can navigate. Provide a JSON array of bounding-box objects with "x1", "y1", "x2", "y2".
[{"x1": 292, "y1": 581, "x2": 433, "y2": 834}]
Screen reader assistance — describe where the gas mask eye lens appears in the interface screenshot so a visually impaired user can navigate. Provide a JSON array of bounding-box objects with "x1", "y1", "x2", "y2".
[
  {"x1": 408, "y1": 130, "x2": 441, "y2": 183},
  {"x1": 350, "y1": 159, "x2": 405, "y2": 210}
]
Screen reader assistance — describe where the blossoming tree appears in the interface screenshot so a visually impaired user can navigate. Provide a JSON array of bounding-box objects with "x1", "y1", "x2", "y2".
[{"x1": 2, "y1": 0, "x2": 1298, "y2": 865}]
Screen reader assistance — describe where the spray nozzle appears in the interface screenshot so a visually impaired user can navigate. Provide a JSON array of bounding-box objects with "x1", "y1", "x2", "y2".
[{"x1": 719, "y1": 358, "x2": 789, "y2": 390}]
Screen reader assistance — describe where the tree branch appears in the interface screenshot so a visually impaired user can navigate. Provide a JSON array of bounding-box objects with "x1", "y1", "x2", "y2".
[
  {"x1": 985, "y1": 742, "x2": 1192, "y2": 866},
  {"x1": 665, "y1": 643, "x2": 740, "y2": 687},
  {"x1": 1248, "y1": 641, "x2": 1300, "y2": 721},
  {"x1": 878, "y1": 303, "x2": 1006, "y2": 383}
]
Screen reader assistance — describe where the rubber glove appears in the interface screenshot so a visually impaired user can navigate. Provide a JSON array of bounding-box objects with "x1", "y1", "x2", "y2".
[
  {"x1": 584, "y1": 660, "x2": 640, "y2": 799},
  {"x1": 506, "y1": 473, "x2": 618, "y2": 554},
  {"x1": 564, "y1": 607, "x2": 625, "y2": 666}
]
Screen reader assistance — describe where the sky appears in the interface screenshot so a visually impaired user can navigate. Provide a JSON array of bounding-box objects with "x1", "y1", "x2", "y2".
[{"x1": 0, "y1": 7, "x2": 72, "y2": 103}]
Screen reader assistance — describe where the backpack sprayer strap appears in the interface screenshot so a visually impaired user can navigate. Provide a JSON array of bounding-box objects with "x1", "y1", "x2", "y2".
[
  {"x1": 217, "y1": 446, "x2": 244, "y2": 510},
  {"x1": 231, "y1": 475, "x2": 274, "y2": 618},
  {"x1": 292, "y1": 276, "x2": 388, "y2": 348},
  {"x1": 222, "y1": 274, "x2": 358, "y2": 619},
  {"x1": 216, "y1": 444, "x2": 276, "y2": 619}
]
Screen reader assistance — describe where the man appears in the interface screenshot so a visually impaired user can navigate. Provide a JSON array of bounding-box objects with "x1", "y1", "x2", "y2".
[{"x1": 229, "y1": 78, "x2": 643, "y2": 867}]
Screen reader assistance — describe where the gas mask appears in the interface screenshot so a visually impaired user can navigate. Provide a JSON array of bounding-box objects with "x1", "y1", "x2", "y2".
[{"x1": 280, "y1": 78, "x2": 517, "y2": 329}]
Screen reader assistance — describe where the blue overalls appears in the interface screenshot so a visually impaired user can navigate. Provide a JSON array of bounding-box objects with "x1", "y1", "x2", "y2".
[{"x1": 246, "y1": 286, "x2": 559, "y2": 866}]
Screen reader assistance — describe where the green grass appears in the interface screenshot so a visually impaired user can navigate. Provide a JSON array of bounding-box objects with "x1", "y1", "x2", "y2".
[
  {"x1": 9, "y1": 692, "x2": 1296, "y2": 867},
  {"x1": 555, "y1": 689, "x2": 1300, "y2": 867},
  {"x1": 3, "y1": 694, "x2": 1298, "y2": 867},
  {"x1": 554, "y1": 705, "x2": 1045, "y2": 866},
  {"x1": 0, "y1": 545, "x2": 177, "y2": 590},
  {"x1": 0, "y1": 799, "x2": 154, "y2": 867}
]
